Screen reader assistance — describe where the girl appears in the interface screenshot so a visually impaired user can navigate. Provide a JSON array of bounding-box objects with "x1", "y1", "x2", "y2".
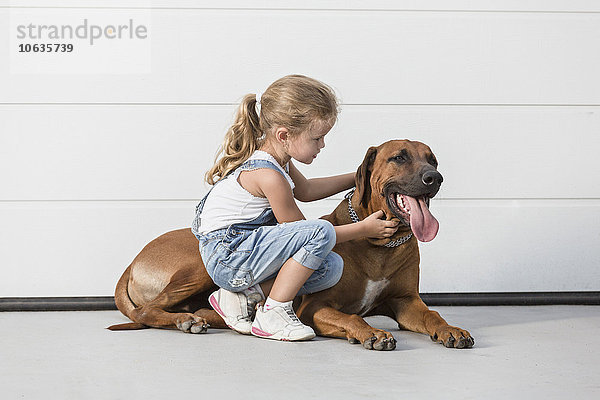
[{"x1": 191, "y1": 75, "x2": 399, "y2": 341}]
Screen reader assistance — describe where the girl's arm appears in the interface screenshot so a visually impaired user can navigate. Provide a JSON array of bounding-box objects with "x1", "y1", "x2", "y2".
[
  {"x1": 333, "y1": 222, "x2": 366, "y2": 244},
  {"x1": 258, "y1": 169, "x2": 307, "y2": 223},
  {"x1": 259, "y1": 169, "x2": 398, "y2": 243},
  {"x1": 288, "y1": 161, "x2": 355, "y2": 202}
]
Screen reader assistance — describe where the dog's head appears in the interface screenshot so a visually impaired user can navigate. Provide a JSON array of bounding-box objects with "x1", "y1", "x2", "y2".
[{"x1": 355, "y1": 139, "x2": 443, "y2": 242}]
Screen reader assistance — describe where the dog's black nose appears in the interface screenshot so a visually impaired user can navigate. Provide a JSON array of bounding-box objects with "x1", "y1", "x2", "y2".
[{"x1": 422, "y1": 170, "x2": 443, "y2": 186}]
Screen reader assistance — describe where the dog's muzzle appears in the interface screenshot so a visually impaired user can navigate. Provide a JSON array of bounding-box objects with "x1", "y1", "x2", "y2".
[{"x1": 383, "y1": 171, "x2": 442, "y2": 242}]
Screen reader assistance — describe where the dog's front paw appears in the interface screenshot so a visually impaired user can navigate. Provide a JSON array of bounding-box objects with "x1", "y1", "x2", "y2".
[
  {"x1": 176, "y1": 314, "x2": 209, "y2": 334},
  {"x1": 354, "y1": 329, "x2": 396, "y2": 351},
  {"x1": 430, "y1": 326, "x2": 474, "y2": 348}
]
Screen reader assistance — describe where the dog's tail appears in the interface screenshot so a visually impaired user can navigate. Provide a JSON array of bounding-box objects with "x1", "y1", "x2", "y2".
[
  {"x1": 107, "y1": 264, "x2": 149, "y2": 331},
  {"x1": 106, "y1": 322, "x2": 148, "y2": 330}
]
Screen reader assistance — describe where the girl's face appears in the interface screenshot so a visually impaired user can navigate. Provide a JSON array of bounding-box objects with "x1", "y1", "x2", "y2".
[{"x1": 287, "y1": 124, "x2": 331, "y2": 164}]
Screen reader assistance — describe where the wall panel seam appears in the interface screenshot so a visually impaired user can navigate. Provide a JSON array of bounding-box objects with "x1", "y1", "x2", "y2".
[
  {"x1": 1, "y1": 198, "x2": 599, "y2": 203},
  {"x1": 2, "y1": 6, "x2": 600, "y2": 14},
  {"x1": 2, "y1": 103, "x2": 600, "y2": 107}
]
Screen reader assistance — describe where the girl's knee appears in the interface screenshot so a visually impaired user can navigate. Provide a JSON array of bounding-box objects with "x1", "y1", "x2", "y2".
[{"x1": 312, "y1": 219, "x2": 336, "y2": 250}]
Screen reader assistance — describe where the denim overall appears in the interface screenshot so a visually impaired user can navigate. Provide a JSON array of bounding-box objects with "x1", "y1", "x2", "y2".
[{"x1": 192, "y1": 159, "x2": 343, "y2": 295}]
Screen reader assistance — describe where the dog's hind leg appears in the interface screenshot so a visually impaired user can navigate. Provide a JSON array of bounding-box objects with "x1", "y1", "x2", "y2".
[
  {"x1": 128, "y1": 266, "x2": 216, "y2": 333},
  {"x1": 192, "y1": 308, "x2": 228, "y2": 330}
]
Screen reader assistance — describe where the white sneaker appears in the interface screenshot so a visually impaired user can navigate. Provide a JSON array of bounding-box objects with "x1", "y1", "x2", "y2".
[
  {"x1": 209, "y1": 288, "x2": 257, "y2": 335},
  {"x1": 251, "y1": 301, "x2": 316, "y2": 341}
]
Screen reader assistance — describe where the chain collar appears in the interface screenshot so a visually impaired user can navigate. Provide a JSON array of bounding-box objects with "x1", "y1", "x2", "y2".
[{"x1": 344, "y1": 189, "x2": 413, "y2": 248}]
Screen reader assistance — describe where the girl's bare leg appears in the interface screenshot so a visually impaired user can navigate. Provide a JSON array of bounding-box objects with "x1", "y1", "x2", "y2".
[{"x1": 266, "y1": 257, "x2": 313, "y2": 302}]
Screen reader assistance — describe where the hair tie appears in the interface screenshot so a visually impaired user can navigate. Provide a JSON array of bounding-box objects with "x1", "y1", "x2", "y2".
[
  {"x1": 254, "y1": 91, "x2": 265, "y2": 140},
  {"x1": 255, "y1": 91, "x2": 262, "y2": 115}
]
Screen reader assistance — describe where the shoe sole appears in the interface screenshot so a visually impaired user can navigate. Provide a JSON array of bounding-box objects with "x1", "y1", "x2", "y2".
[
  {"x1": 251, "y1": 325, "x2": 316, "y2": 341},
  {"x1": 208, "y1": 292, "x2": 251, "y2": 335}
]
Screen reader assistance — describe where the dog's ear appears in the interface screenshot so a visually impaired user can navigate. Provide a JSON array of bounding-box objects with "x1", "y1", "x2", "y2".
[{"x1": 355, "y1": 146, "x2": 377, "y2": 209}]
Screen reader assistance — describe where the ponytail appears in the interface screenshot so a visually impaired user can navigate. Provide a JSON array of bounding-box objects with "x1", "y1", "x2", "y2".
[{"x1": 204, "y1": 94, "x2": 263, "y2": 185}]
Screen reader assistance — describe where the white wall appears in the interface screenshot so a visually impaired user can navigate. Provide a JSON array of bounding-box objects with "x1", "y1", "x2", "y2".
[{"x1": 1, "y1": 0, "x2": 599, "y2": 296}]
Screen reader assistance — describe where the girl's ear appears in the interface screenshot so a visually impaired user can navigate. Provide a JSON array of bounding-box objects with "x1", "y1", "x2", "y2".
[
  {"x1": 355, "y1": 146, "x2": 378, "y2": 209},
  {"x1": 275, "y1": 127, "x2": 289, "y2": 144}
]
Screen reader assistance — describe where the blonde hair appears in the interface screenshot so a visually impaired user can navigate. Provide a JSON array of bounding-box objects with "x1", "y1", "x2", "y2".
[{"x1": 204, "y1": 74, "x2": 339, "y2": 185}]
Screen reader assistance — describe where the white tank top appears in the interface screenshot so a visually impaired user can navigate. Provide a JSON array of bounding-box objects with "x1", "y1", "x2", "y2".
[{"x1": 197, "y1": 150, "x2": 295, "y2": 234}]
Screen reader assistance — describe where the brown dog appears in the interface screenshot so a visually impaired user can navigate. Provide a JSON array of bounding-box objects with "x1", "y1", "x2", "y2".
[{"x1": 108, "y1": 139, "x2": 474, "y2": 350}]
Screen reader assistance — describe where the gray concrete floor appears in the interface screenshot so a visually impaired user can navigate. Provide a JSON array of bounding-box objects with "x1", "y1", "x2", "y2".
[{"x1": 1, "y1": 306, "x2": 599, "y2": 400}]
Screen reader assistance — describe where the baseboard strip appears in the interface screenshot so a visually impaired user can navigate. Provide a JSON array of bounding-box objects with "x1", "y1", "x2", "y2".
[
  {"x1": 1, "y1": 292, "x2": 599, "y2": 311},
  {"x1": 420, "y1": 291, "x2": 600, "y2": 306},
  {"x1": 0, "y1": 297, "x2": 116, "y2": 311}
]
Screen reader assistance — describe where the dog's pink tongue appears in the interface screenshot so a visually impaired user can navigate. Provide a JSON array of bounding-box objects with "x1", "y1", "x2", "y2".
[{"x1": 406, "y1": 196, "x2": 439, "y2": 242}]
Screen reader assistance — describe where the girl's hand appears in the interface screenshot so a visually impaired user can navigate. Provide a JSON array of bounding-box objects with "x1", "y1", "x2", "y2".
[{"x1": 361, "y1": 210, "x2": 400, "y2": 239}]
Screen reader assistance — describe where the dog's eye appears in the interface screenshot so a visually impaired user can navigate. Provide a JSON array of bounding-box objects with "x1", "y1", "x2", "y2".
[
  {"x1": 389, "y1": 155, "x2": 407, "y2": 165},
  {"x1": 393, "y1": 155, "x2": 407, "y2": 163},
  {"x1": 389, "y1": 150, "x2": 410, "y2": 164}
]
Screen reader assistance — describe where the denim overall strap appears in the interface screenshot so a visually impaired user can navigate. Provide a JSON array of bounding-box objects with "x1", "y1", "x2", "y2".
[
  {"x1": 191, "y1": 173, "x2": 228, "y2": 236},
  {"x1": 192, "y1": 158, "x2": 290, "y2": 234},
  {"x1": 231, "y1": 158, "x2": 291, "y2": 184}
]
